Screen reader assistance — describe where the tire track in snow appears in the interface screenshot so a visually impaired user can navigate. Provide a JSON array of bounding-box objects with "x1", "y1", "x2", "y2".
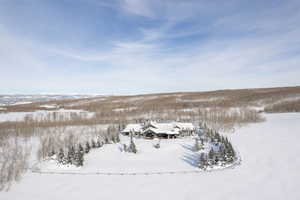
[{"x1": 29, "y1": 158, "x2": 241, "y2": 176}]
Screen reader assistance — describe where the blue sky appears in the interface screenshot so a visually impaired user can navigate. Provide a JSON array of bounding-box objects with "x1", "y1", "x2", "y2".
[{"x1": 0, "y1": 0, "x2": 300, "y2": 94}]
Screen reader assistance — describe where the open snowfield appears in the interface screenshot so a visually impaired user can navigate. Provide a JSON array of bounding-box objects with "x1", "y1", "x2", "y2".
[
  {"x1": 1, "y1": 113, "x2": 300, "y2": 200},
  {"x1": 0, "y1": 109, "x2": 94, "y2": 122}
]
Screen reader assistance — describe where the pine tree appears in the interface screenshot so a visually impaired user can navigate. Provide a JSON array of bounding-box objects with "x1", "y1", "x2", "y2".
[
  {"x1": 85, "y1": 141, "x2": 91, "y2": 154},
  {"x1": 48, "y1": 149, "x2": 56, "y2": 158},
  {"x1": 104, "y1": 136, "x2": 109, "y2": 144},
  {"x1": 200, "y1": 138, "x2": 204, "y2": 150},
  {"x1": 96, "y1": 140, "x2": 102, "y2": 148},
  {"x1": 111, "y1": 135, "x2": 116, "y2": 143},
  {"x1": 208, "y1": 148, "x2": 216, "y2": 166},
  {"x1": 198, "y1": 153, "x2": 207, "y2": 169},
  {"x1": 220, "y1": 135, "x2": 226, "y2": 144},
  {"x1": 128, "y1": 133, "x2": 137, "y2": 153},
  {"x1": 115, "y1": 133, "x2": 120, "y2": 143},
  {"x1": 57, "y1": 148, "x2": 65, "y2": 164},
  {"x1": 78, "y1": 143, "x2": 84, "y2": 154},
  {"x1": 218, "y1": 144, "x2": 226, "y2": 163},
  {"x1": 227, "y1": 142, "x2": 236, "y2": 163},
  {"x1": 222, "y1": 138, "x2": 236, "y2": 163},
  {"x1": 123, "y1": 144, "x2": 127, "y2": 152},
  {"x1": 91, "y1": 139, "x2": 96, "y2": 148},
  {"x1": 67, "y1": 146, "x2": 75, "y2": 164},
  {"x1": 74, "y1": 149, "x2": 84, "y2": 167},
  {"x1": 194, "y1": 138, "x2": 200, "y2": 151},
  {"x1": 215, "y1": 132, "x2": 221, "y2": 143}
]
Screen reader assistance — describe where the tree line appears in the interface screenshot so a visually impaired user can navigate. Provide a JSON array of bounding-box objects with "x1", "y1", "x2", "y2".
[{"x1": 195, "y1": 124, "x2": 238, "y2": 170}]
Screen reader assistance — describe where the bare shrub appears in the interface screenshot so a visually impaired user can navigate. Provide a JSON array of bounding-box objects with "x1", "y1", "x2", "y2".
[
  {"x1": 0, "y1": 136, "x2": 31, "y2": 191},
  {"x1": 264, "y1": 99, "x2": 300, "y2": 113},
  {"x1": 195, "y1": 107, "x2": 265, "y2": 132},
  {"x1": 36, "y1": 125, "x2": 118, "y2": 161}
]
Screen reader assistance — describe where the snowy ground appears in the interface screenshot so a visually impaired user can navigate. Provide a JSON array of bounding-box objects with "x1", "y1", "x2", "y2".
[
  {"x1": 0, "y1": 94, "x2": 100, "y2": 106},
  {"x1": 1, "y1": 113, "x2": 300, "y2": 200},
  {"x1": 0, "y1": 109, "x2": 94, "y2": 122},
  {"x1": 36, "y1": 136, "x2": 214, "y2": 173}
]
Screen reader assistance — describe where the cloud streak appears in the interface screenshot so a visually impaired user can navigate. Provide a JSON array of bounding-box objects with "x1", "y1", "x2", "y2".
[{"x1": 0, "y1": 0, "x2": 299, "y2": 94}]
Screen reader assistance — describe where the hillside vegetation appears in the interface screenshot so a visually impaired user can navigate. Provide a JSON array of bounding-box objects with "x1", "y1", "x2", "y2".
[
  {"x1": 1, "y1": 86, "x2": 300, "y2": 132},
  {"x1": 0, "y1": 86, "x2": 300, "y2": 191}
]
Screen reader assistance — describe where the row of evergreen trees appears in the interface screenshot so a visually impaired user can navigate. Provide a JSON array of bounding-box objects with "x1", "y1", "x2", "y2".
[
  {"x1": 123, "y1": 132, "x2": 137, "y2": 153},
  {"x1": 49, "y1": 132, "x2": 121, "y2": 167},
  {"x1": 196, "y1": 127, "x2": 237, "y2": 170},
  {"x1": 55, "y1": 138, "x2": 103, "y2": 167}
]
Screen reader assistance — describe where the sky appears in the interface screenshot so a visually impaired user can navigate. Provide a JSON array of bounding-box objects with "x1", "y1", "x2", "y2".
[{"x1": 0, "y1": 0, "x2": 300, "y2": 95}]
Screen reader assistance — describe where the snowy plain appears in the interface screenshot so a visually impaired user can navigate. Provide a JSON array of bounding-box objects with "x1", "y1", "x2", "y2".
[
  {"x1": 1, "y1": 113, "x2": 300, "y2": 200},
  {"x1": 0, "y1": 109, "x2": 95, "y2": 122}
]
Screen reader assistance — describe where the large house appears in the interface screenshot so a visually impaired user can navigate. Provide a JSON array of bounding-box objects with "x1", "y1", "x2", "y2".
[{"x1": 122, "y1": 121, "x2": 196, "y2": 139}]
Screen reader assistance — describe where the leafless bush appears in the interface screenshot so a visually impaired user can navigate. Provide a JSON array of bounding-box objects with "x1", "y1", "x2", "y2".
[
  {"x1": 0, "y1": 136, "x2": 31, "y2": 191},
  {"x1": 264, "y1": 99, "x2": 300, "y2": 113},
  {"x1": 195, "y1": 107, "x2": 265, "y2": 132},
  {"x1": 36, "y1": 125, "x2": 117, "y2": 161}
]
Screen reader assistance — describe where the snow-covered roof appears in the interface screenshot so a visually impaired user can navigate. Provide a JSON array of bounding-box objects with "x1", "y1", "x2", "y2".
[
  {"x1": 144, "y1": 127, "x2": 180, "y2": 135},
  {"x1": 151, "y1": 122, "x2": 174, "y2": 131},
  {"x1": 145, "y1": 122, "x2": 185, "y2": 135},
  {"x1": 175, "y1": 122, "x2": 195, "y2": 130},
  {"x1": 123, "y1": 122, "x2": 194, "y2": 135},
  {"x1": 122, "y1": 124, "x2": 142, "y2": 133}
]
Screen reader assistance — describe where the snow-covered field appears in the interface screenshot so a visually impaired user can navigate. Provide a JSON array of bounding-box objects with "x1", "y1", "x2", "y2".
[
  {"x1": 1, "y1": 113, "x2": 300, "y2": 200},
  {"x1": 0, "y1": 109, "x2": 94, "y2": 122},
  {"x1": 0, "y1": 94, "x2": 100, "y2": 106},
  {"x1": 36, "y1": 136, "x2": 220, "y2": 173}
]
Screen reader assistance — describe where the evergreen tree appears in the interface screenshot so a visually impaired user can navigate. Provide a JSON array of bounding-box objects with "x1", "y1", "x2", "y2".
[
  {"x1": 111, "y1": 135, "x2": 116, "y2": 143},
  {"x1": 218, "y1": 144, "x2": 226, "y2": 163},
  {"x1": 96, "y1": 140, "x2": 102, "y2": 148},
  {"x1": 193, "y1": 138, "x2": 200, "y2": 151},
  {"x1": 227, "y1": 142, "x2": 236, "y2": 162},
  {"x1": 74, "y1": 149, "x2": 84, "y2": 167},
  {"x1": 57, "y1": 148, "x2": 65, "y2": 164},
  {"x1": 208, "y1": 148, "x2": 216, "y2": 165},
  {"x1": 128, "y1": 133, "x2": 137, "y2": 153},
  {"x1": 198, "y1": 153, "x2": 207, "y2": 169},
  {"x1": 123, "y1": 144, "x2": 127, "y2": 152},
  {"x1": 78, "y1": 143, "x2": 84, "y2": 154},
  {"x1": 85, "y1": 141, "x2": 91, "y2": 154},
  {"x1": 215, "y1": 132, "x2": 221, "y2": 143},
  {"x1": 115, "y1": 133, "x2": 120, "y2": 143},
  {"x1": 221, "y1": 137, "x2": 236, "y2": 163},
  {"x1": 200, "y1": 138, "x2": 204, "y2": 149},
  {"x1": 67, "y1": 146, "x2": 75, "y2": 164},
  {"x1": 104, "y1": 136, "x2": 109, "y2": 144},
  {"x1": 48, "y1": 149, "x2": 56, "y2": 158},
  {"x1": 220, "y1": 135, "x2": 226, "y2": 144},
  {"x1": 91, "y1": 139, "x2": 96, "y2": 148}
]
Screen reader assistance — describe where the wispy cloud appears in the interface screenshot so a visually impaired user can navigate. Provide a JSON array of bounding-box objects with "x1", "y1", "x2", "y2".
[{"x1": 0, "y1": 0, "x2": 299, "y2": 94}]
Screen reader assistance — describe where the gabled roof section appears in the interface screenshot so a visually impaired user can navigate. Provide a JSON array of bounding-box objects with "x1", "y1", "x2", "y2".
[
  {"x1": 144, "y1": 127, "x2": 180, "y2": 135},
  {"x1": 122, "y1": 122, "x2": 195, "y2": 135},
  {"x1": 122, "y1": 124, "x2": 142, "y2": 133},
  {"x1": 175, "y1": 122, "x2": 195, "y2": 130}
]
